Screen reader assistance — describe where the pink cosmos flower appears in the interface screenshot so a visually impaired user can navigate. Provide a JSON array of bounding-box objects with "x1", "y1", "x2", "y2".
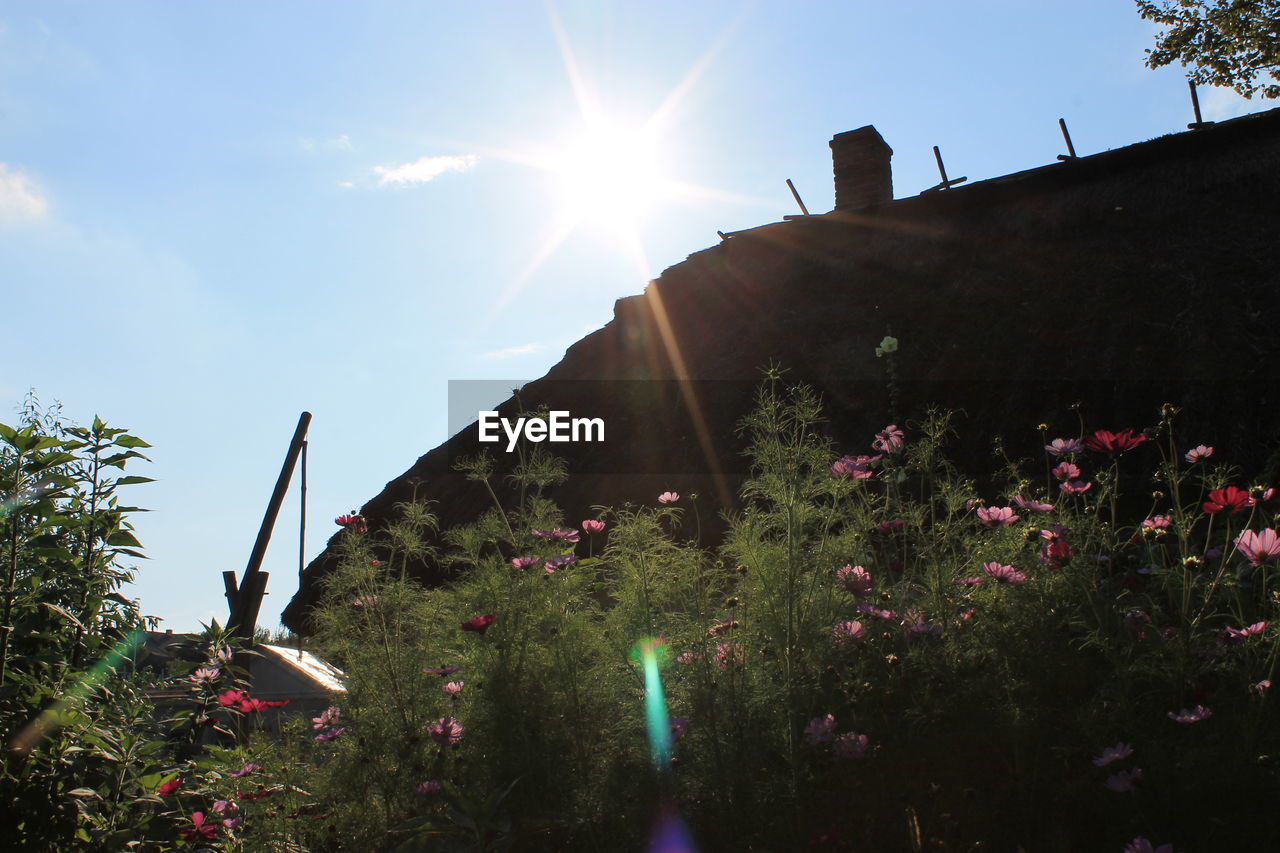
[
  {"x1": 156, "y1": 775, "x2": 183, "y2": 796},
  {"x1": 428, "y1": 715, "x2": 465, "y2": 747},
  {"x1": 352, "y1": 595, "x2": 380, "y2": 609},
  {"x1": 977, "y1": 506, "x2": 1020, "y2": 527},
  {"x1": 1013, "y1": 495, "x2": 1054, "y2": 512},
  {"x1": 442, "y1": 680, "x2": 465, "y2": 696},
  {"x1": 959, "y1": 607, "x2": 976, "y2": 622},
  {"x1": 229, "y1": 763, "x2": 260, "y2": 778},
  {"x1": 1086, "y1": 429, "x2": 1147, "y2": 454},
  {"x1": 179, "y1": 812, "x2": 220, "y2": 842},
  {"x1": 1104, "y1": 768, "x2": 1143, "y2": 792},
  {"x1": 832, "y1": 620, "x2": 866, "y2": 645},
  {"x1": 1222, "y1": 621, "x2": 1267, "y2": 644},
  {"x1": 658, "y1": 492, "x2": 679, "y2": 504},
  {"x1": 872, "y1": 425, "x2": 904, "y2": 453},
  {"x1": 836, "y1": 565, "x2": 874, "y2": 599},
  {"x1": 1252, "y1": 679, "x2": 1271, "y2": 696},
  {"x1": 415, "y1": 780, "x2": 443, "y2": 798},
  {"x1": 1203, "y1": 486, "x2": 1253, "y2": 515},
  {"x1": 833, "y1": 731, "x2": 870, "y2": 759},
  {"x1": 1124, "y1": 838, "x2": 1175, "y2": 853},
  {"x1": 676, "y1": 652, "x2": 699, "y2": 665},
  {"x1": 1185, "y1": 445, "x2": 1214, "y2": 463},
  {"x1": 190, "y1": 666, "x2": 221, "y2": 685},
  {"x1": 1044, "y1": 438, "x2": 1085, "y2": 456},
  {"x1": 953, "y1": 577, "x2": 986, "y2": 587},
  {"x1": 461, "y1": 613, "x2": 497, "y2": 633},
  {"x1": 582, "y1": 519, "x2": 606, "y2": 534},
  {"x1": 1052, "y1": 461, "x2": 1081, "y2": 481},
  {"x1": 1059, "y1": 480, "x2": 1093, "y2": 495},
  {"x1": 1092, "y1": 742, "x2": 1134, "y2": 767},
  {"x1": 314, "y1": 726, "x2": 346, "y2": 742},
  {"x1": 1167, "y1": 705, "x2": 1212, "y2": 724},
  {"x1": 510, "y1": 556, "x2": 538, "y2": 569},
  {"x1": 875, "y1": 519, "x2": 905, "y2": 534},
  {"x1": 311, "y1": 706, "x2": 341, "y2": 730},
  {"x1": 830, "y1": 455, "x2": 879, "y2": 479},
  {"x1": 423, "y1": 665, "x2": 461, "y2": 676},
  {"x1": 713, "y1": 642, "x2": 744, "y2": 670},
  {"x1": 1141, "y1": 515, "x2": 1172, "y2": 530},
  {"x1": 804, "y1": 714, "x2": 837, "y2": 745},
  {"x1": 707, "y1": 617, "x2": 739, "y2": 637},
  {"x1": 1235, "y1": 529, "x2": 1280, "y2": 566},
  {"x1": 982, "y1": 562, "x2": 1026, "y2": 585}
]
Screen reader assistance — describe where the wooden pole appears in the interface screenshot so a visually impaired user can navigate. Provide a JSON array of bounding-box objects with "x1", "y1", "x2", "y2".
[
  {"x1": 1057, "y1": 118, "x2": 1078, "y2": 160},
  {"x1": 785, "y1": 179, "x2": 810, "y2": 216},
  {"x1": 229, "y1": 411, "x2": 311, "y2": 640}
]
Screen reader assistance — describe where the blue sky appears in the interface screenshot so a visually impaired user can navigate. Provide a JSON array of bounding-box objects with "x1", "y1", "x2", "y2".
[{"x1": 1, "y1": 1, "x2": 1272, "y2": 633}]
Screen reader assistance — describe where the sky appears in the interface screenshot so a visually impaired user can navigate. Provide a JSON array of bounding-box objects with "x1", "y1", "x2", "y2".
[{"x1": 1, "y1": 1, "x2": 1273, "y2": 634}]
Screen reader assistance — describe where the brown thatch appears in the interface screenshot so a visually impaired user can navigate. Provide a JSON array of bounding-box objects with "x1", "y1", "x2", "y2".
[{"x1": 283, "y1": 106, "x2": 1280, "y2": 633}]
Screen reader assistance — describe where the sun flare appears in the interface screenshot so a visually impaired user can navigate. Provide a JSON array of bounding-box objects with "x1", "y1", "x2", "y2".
[{"x1": 553, "y1": 120, "x2": 666, "y2": 229}]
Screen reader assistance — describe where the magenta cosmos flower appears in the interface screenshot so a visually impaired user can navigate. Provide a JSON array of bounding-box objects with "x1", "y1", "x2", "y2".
[
  {"x1": 422, "y1": 665, "x2": 460, "y2": 676},
  {"x1": 977, "y1": 506, "x2": 1020, "y2": 527},
  {"x1": 544, "y1": 554, "x2": 577, "y2": 573},
  {"x1": 1013, "y1": 495, "x2": 1054, "y2": 512},
  {"x1": 315, "y1": 726, "x2": 346, "y2": 742},
  {"x1": 803, "y1": 714, "x2": 837, "y2": 745},
  {"x1": 1092, "y1": 742, "x2": 1134, "y2": 767},
  {"x1": 953, "y1": 576, "x2": 985, "y2": 587},
  {"x1": 531, "y1": 527, "x2": 580, "y2": 543},
  {"x1": 1059, "y1": 480, "x2": 1093, "y2": 495},
  {"x1": 334, "y1": 514, "x2": 367, "y2": 533},
  {"x1": 713, "y1": 642, "x2": 744, "y2": 670},
  {"x1": 1222, "y1": 621, "x2": 1267, "y2": 644},
  {"x1": 442, "y1": 680, "x2": 464, "y2": 696},
  {"x1": 1203, "y1": 486, "x2": 1252, "y2": 515},
  {"x1": 872, "y1": 425, "x2": 904, "y2": 453},
  {"x1": 228, "y1": 762, "x2": 259, "y2": 778},
  {"x1": 156, "y1": 775, "x2": 183, "y2": 796},
  {"x1": 1167, "y1": 705, "x2": 1212, "y2": 724},
  {"x1": 830, "y1": 454, "x2": 880, "y2": 479},
  {"x1": 1052, "y1": 461, "x2": 1081, "y2": 481},
  {"x1": 1235, "y1": 529, "x2": 1280, "y2": 566},
  {"x1": 582, "y1": 519, "x2": 606, "y2": 534},
  {"x1": 1185, "y1": 445, "x2": 1214, "y2": 463},
  {"x1": 836, "y1": 565, "x2": 874, "y2": 599},
  {"x1": 311, "y1": 706, "x2": 340, "y2": 730},
  {"x1": 982, "y1": 562, "x2": 1026, "y2": 585},
  {"x1": 179, "y1": 812, "x2": 220, "y2": 842},
  {"x1": 460, "y1": 612, "x2": 497, "y2": 633},
  {"x1": 415, "y1": 780, "x2": 443, "y2": 798},
  {"x1": 1086, "y1": 429, "x2": 1147, "y2": 454},
  {"x1": 428, "y1": 715, "x2": 465, "y2": 746},
  {"x1": 510, "y1": 556, "x2": 538, "y2": 569},
  {"x1": 1141, "y1": 515, "x2": 1172, "y2": 530}
]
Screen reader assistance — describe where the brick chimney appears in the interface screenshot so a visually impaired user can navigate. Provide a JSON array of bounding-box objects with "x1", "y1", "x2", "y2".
[{"x1": 829, "y1": 126, "x2": 893, "y2": 212}]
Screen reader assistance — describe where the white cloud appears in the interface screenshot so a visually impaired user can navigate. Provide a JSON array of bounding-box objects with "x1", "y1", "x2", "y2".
[
  {"x1": 479, "y1": 342, "x2": 544, "y2": 360},
  {"x1": 0, "y1": 163, "x2": 49, "y2": 225},
  {"x1": 373, "y1": 154, "x2": 478, "y2": 187}
]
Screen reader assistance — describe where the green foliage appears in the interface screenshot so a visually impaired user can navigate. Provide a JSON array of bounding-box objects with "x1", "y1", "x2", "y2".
[{"x1": 1137, "y1": 0, "x2": 1280, "y2": 98}]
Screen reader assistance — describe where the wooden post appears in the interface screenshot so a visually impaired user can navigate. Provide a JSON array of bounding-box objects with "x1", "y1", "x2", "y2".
[
  {"x1": 1057, "y1": 118, "x2": 1078, "y2": 161},
  {"x1": 228, "y1": 412, "x2": 311, "y2": 640},
  {"x1": 786, "y1": 179, "x2": 810, "y2": 216}
]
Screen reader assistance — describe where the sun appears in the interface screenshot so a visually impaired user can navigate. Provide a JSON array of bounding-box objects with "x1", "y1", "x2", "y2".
[{"x1": 552, "y1": 119, "x2": 666, "y2": 230}]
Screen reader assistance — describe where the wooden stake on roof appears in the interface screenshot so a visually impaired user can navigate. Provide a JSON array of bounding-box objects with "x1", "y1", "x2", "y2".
[
  {"x1": 1187, "y1": 81, "x2": 1215, "y2": 130},
  {"x1": 922, "y1": 146, "x2": 966, "y2": 193},
  {"x1": 786, "y1": 179, "x2": 811, "y2": 216},
  {"x1": 1057, "y1": 118, "x2": 1079, "y2": 161}
]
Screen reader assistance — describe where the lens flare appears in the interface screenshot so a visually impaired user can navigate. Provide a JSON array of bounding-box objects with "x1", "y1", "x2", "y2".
[
  {"x1": 630, "y1": 636, "x2": 673, "y2": 769},
  {"x1": 8, "y1": 628, "x2": 146, "y2": 756},
  {"x1": 630, "y1": 637, "x2": 698, "y2": 853}
]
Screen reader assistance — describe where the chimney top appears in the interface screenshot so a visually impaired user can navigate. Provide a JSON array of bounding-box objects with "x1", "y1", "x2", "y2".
[{"x1": 829, "y1": 125, "x2": 893, "y2": 212}]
